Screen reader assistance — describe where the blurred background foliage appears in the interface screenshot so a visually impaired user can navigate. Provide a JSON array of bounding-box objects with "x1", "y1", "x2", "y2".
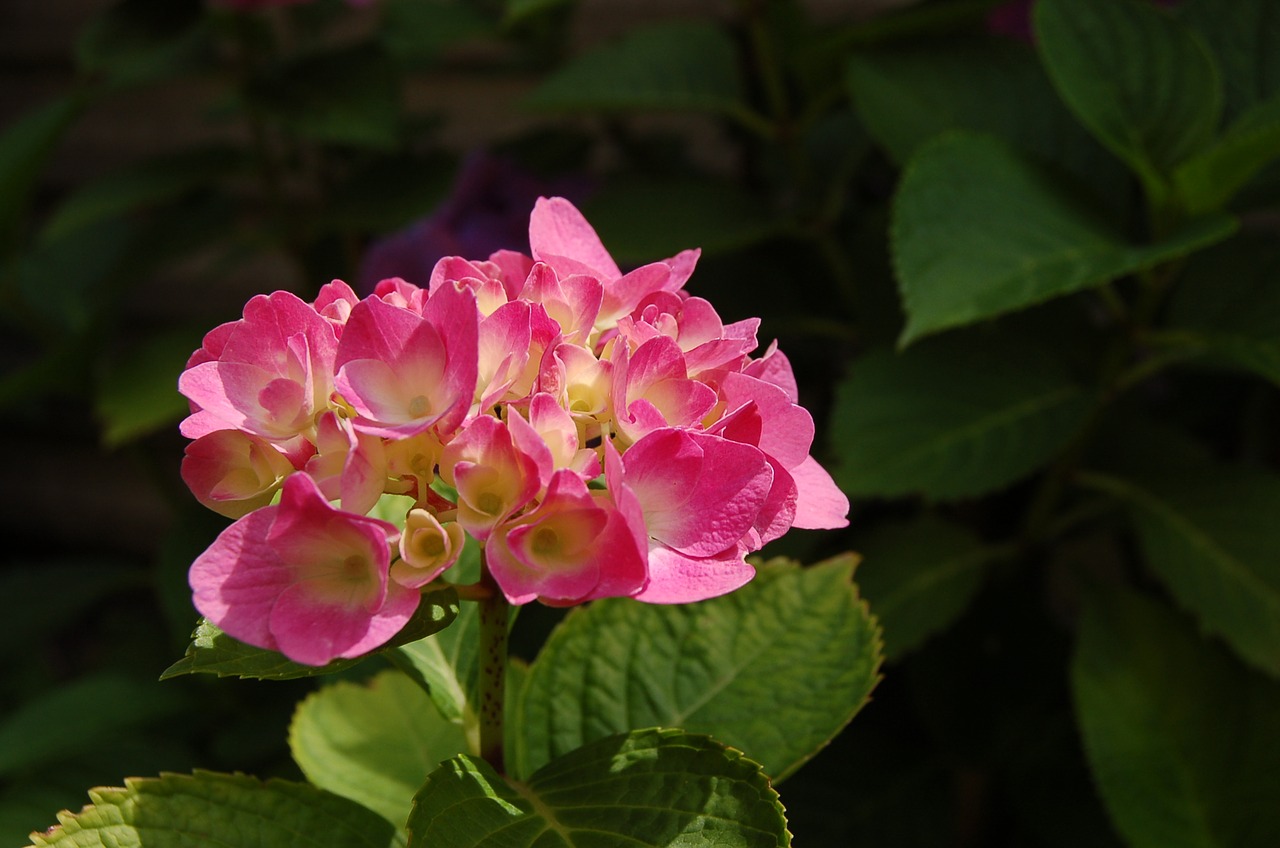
[{"x1": 2, "y1": 0, "x2": 1279, "y2": 844}]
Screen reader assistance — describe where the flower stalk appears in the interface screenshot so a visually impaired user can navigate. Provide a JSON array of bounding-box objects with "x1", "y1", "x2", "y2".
[{"x1": 476, "y1": 552, "x2": 509, "y2": 774}]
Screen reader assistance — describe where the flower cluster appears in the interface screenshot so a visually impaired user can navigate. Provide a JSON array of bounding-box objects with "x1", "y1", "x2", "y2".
[{"x1": 179, "y1": 198, "x2": 848, "y2": 665}]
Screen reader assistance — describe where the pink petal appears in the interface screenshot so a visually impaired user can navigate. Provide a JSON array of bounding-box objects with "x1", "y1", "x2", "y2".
[
  {"x1": 719, "y1": 371, "x2": 814, "y2": 468},
  {"x1": 790, "y1": 455, "x2": 850, "y2": 529},
  {"x1": 190, "y1": 507, "x2": 287, "y2": 653},
  {"x1": 623, "y1": 429, "x2": 773, "y2": 557},
  {"x1": 268, "y1": 577, "x2": 418, "y2": 666},
  {"x1": 529, "y1": 196, "x2": 622, "y2": 280},
  {"x1": 632, "y1": 543, "x2": 755, "y2": 604}
]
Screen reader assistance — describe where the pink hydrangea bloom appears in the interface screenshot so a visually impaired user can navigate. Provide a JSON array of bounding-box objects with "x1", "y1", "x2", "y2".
[
  {"x1": 179, "y1": 196, "x2": 848, "y2": 664},
  {"x1": 190, "y1": 473, "x2": 416, "y2": 666}
]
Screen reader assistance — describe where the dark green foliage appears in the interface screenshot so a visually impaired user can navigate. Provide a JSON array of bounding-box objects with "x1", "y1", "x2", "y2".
[{"x1": 8, "y1": 0, "x2": 1280, "y2": 845}]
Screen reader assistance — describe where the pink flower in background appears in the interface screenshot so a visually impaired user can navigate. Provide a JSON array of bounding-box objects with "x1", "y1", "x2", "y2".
[{"x1": 181, "y1": 196, "x2": 848, "y2": 665}]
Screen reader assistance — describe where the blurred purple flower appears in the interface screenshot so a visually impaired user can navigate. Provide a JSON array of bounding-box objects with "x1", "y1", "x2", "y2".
[
  {"x1": 358, "y1": 153, "x2": 591, "y2": 293},
  {"x1": 987, "y1": 0, "x2": 1177, "y2": 41}
]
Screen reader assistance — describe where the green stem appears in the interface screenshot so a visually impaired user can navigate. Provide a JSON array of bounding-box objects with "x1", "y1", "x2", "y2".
[{"x1": 477, "y1": 553, "x2": 509, "y2": 774}]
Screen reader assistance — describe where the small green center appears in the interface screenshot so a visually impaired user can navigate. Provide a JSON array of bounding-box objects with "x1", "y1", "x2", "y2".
[
  {"x1": 531, "y1": 527, "x2": 559, "y2": 556},
  {"x1": 476, "y1": 491, "x2": 504, "y2": 516},
  {"x1": 408, "y1": 395, "x2": 431, "y2": 417},
  {"x1": 342, "y1": 555, "x2": 367, "y2": 581},
  {"x1": 418, "y1": 532, "x2": 446, "y2": 557}
]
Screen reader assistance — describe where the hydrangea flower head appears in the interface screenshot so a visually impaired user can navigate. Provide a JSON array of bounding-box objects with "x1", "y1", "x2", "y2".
[{"x1": 180, "y1": 197, "x2": 848, "y2": 664}]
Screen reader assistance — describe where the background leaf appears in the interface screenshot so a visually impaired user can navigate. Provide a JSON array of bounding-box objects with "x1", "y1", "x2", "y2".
[
  {"x1": 891, "y1": 132, "x2": 1236, "y2": 343},
  {"x1": 161, "y1": 587, "x2": 458, "y2": 681},
  {"x1": 40, "y1": 148, "x2": 244, "y2": 244},
  {"x1": 249, "y1": 45, "x2": 401, "y2": 150},
  {"x1": 407, "y1": 728, "x2": 790, "y2": 848},
  {"x1": 1072, "y1": 588, "x2": 1280, "y2": 848},
  {"x1": 1180, "y1": 0, "x2": 1280, "y2": 122},
  {"x1": 27, "y1": 771, "x2": 395, "y2": 848},
  {"x1": 380, "y1": 0, "x2": 492, "y2": 68},
  {"x1": 1164, "y1": 234, "x2": 1280, "y2": 384},
  {"x1": 829, "y1": 334, "x2": 1091, "y2": 500},
  {"x1": 844, "y1": 37, "x2": 1115, "y2": 194},
  {"x1": 0, "y1": 95, "x2": 87, "y2": 247},
  {"x1": 852, "y1": 515, "x2": 992, "y2": 660},
  {"x1": 513, "y1": 556, "x2": 880, "y2": 782},
  {"x1": 95, "y1": 328, "x2": 206, "y2": 447},
  {"x1": 1034, "y1": 0, "x2": 1221, "y2": 190},
  {"x1": 75, "y1": 0, "x2": 208, "y2": 90},
  {"x1": 290, "y1": 669, "x2": 467, "y2": 829},
  {"x1": 523, "y1": 22, "x2": 751, "y2": 119},
  {"x1": 1079, "y1": 440, "x2": 1280, "y2": 677},
  {"x1": 0, "y1": 675, "x2": 186, "y2": 779},
  {"x1": 581, "y1": 176, "x2": 778, "y2": 265},
  {"x1": 1174, "y1": 94, "x2": 1280, "y2": 214}
]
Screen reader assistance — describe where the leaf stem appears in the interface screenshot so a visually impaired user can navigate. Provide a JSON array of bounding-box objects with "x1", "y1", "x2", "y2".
[{"x1": 477, "y1": 551, "x2": 509, "y2": 774}]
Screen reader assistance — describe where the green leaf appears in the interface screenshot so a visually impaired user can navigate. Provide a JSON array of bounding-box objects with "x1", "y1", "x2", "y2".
[
  {"x1": 18, "y1": 215, "x2": 140, "y2": 334},
  {"x1": 1034, "y1": 0, "x2": 1222, "y2": 193},
  {"x1": 1079, "y1": 454, "x2": 1280, "y2": 677},
  {"x1": 366, "y1": 492, "x2": 418, "y2": 526},
  {"x1": 503, "y1": 0, "x2": 574, "y2": 28},
  {"x1": 393, "y1": 604, "x2": 478, "y2": 728},
  {"x1": 1164, "y1": 234, "x2": 1280, "y2": 384},
  {"x1": 75, "y1": 0, "x2": 208, "y2": 89},
  {"x1": 580, "y1": 176, "x2": 779, "y2": 265},
  {"x1": 1072, "y1": 588, "x2": 1280, "y2": 848},
  {"x1": 95, "y1": 328, "x2": 205, "y2": 446},
  {"x1": 523, "y1": 22, "x2": 756, "y2": 124},
  {"x1": 381, "y1": 0, "x2": 492, "y2": 68},
  {"x1": 290, "y1": 669, "x2": 468, "y2": 829},
  {"x1": 845, "y1": 38, "x2": 1105, "y2": 179},
  {"x1": 892, "y1": 133, "x2": 1237, "y2": 344},
  {"x1": 41, "y1": 148, "x2": 244, "y2": 244},
  {"x1": 249, "y1": 45, "x2": 401, "y2": 150},
  {"x1": 0, "y1": 559, "x2": 145, "y2": 648},
  {"x1": 1180, "y1": 0, "x2": 1280, "y2": 122},
  {"x1": 1174, "y1": 93, "x2": 1280, "y2": 214},
  {"x1": 513, "y1": 555, "x2": 880, "y2": 782},
  {"x1": 161, "y1": 587, "x2": 459, "y2": 680},
  {"x1": 829, "y1": 335, "x2": 1091, "y2": 500},
  {"x1": 0, "y1": 95, "x2": 87, "y2": 246},
  {"x1": 27, "y1": 771, "x2": 395, "y2": 848},
  {"x1": 0, "y1": 675, "x2": 185, "y2": 778},
  {"x1": 389, "y1": 536, "x2": 482, "y2": 725},
  {"x1": 407, "y1": 728, "x2": 790, "y2": 848},
  {"x1": 853, "y1": 515, "x2": 991, "y2": 660}
]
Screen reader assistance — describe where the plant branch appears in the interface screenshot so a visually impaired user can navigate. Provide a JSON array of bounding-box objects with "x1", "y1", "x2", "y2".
[{"x1": 477, "y1": 552, "x2": 509, "y2": 774}]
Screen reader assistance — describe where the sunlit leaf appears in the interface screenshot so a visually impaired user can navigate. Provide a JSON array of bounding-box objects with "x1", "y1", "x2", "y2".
[
  {"x1": 407, "y1": 729, "x2": 790, "y2": 848},
  {"x1": 514, "y1": 556, "x2": 880, "y2": 782},
  {"x1": 27, "y1": 771, "x2": 394, "y2": 848},
  {"x1": 290, "y1": 670, "x2": 467, "y2": 829}
]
